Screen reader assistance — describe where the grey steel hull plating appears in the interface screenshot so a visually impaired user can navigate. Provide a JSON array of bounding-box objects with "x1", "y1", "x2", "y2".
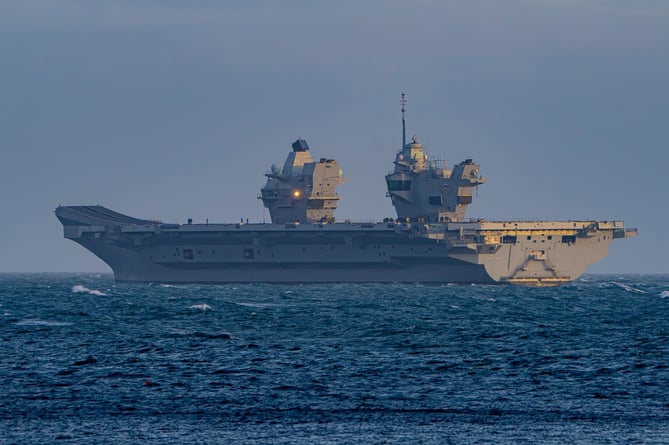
[{"x1": 71, "y1": 234, "x2": 495, "y2": 284}]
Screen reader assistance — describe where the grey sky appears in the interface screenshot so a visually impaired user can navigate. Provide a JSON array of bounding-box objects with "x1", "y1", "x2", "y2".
[{"x1": 1, "y1": 0, "x2": 667, "y2": 273}]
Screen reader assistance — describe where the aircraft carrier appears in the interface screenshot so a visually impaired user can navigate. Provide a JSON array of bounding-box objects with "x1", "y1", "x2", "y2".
[{"x1": 56, "y1": 95, "x2": 636, "y2": 286}]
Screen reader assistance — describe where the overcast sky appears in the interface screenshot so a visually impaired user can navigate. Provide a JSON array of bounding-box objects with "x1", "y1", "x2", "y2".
[{"x1": 1, "y1": 0, "x2": 667, "y2": 273}]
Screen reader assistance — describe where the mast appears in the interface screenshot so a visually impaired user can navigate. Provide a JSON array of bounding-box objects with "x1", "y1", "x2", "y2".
[{"x1": 401, "y1": 92, "x2": 407, "y2": 149}]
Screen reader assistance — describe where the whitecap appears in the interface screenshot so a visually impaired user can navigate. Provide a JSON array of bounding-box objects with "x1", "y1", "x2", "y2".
[
  {"x1": 189, "y1": 304, "x2": 211, "y2": 311},
  {"x1": 15, "y1": 319, "x2": 73, "y2": 327},
  {"x1": 72, "y1": 285, "x2": 107, "y2": 296},
  {"x1": 236, "y1": 302, "x2": 291, "y2": 308},
  {"x1": 611, "y1": 282, "x2": 647, "y2": 294},
  {"x1": 660, "y1": 291, "x2": 669, "y2": 298},
  {"x1": 236, "y1": 302, "x2": 267, "y2": 308}
]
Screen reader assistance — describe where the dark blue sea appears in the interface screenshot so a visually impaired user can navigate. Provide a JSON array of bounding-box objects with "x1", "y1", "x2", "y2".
[{"x1": 1, "y1": 274, "x2": 668, "y2": 444}]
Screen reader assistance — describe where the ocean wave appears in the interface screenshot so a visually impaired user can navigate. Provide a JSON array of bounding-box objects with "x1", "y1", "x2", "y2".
[
  {"x1": 189, "y1": 304, "x2": 212, "y2": 311},
  {"x1": 235, "y1": 301, "x2": 295, "y2": 309},
  {"x1": 72, "y1": 285, "x2": 106, "y2": 296},
  {"x1": 236, "y1": 302, "x2": 267, "y2": 308},
  {"x1": 608, "y1": 282, "x2": 647, "y2": 294},
  {"x1": 3, "y1": 274, "x2": 669, "y2": 444},
  {"x1": 15, "y1": 319, "x2": 73, "y2": 327}
]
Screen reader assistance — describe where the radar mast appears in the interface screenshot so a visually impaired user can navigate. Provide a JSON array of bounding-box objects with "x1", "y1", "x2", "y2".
[{"x1": 401, "y1": 92, "x2": 407, "y2": 149}]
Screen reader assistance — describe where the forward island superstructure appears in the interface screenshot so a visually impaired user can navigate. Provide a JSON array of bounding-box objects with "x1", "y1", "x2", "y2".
[{"x1": 56, "y1": 95, "x2": 636, "y2": 286}]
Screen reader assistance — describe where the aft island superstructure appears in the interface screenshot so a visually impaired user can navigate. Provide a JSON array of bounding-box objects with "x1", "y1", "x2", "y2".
[{"x1": 56, "y1": 95, "x2": 636, "y2": 286}]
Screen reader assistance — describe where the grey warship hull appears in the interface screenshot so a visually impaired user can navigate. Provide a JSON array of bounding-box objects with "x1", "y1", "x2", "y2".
[{"x1": 56, "y1": 205, "x2": 633, "y2": 286}]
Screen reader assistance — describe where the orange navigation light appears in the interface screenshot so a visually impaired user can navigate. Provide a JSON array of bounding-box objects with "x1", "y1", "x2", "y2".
[{"x1": 292, "y1": 190, "x2": 302, "y2": 198}]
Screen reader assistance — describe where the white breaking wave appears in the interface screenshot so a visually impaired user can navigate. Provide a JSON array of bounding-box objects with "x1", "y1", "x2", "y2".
[
  {"x1": 236, "y1": 302, "x2": 292, "y2": 308},
  {"x1": 236, "y1": 302, "x2": 267, "y2": 308},
  {"x1": 660, "y1": 291, "x2": 669, "y2": 298},
  {"x1": 611, "y1": 282, "x2": 647, "y2": 294},
  {"x1": 16, "y1": 319, "x2": 73, "y2": 327},
  {"x1": 190, "y1": 304, "x2": 212, "y2": 311},
  {"x1": 72, "y1": 285, "x2": 107, "y2": 296}
]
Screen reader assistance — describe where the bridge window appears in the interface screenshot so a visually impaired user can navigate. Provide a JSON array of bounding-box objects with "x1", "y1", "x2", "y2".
[
  {"x1": 562, "y1": 235, "x2": 576, "y2": 244},
  {"x1": 502, "y1": 235, "x2": 517, "y2": 244},
  {"x1": 386, "y1": 180, "x2": 412, "y2": 191}
]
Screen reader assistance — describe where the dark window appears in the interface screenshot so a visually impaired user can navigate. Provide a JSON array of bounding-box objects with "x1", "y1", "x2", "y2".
[
  {"x1": 457, "y1": 195, "x2": 473, "y2": 204},
  {"x1": 243, "y1": 248, "x2": 254, "y2": 259},
  {"x1": 429, "y1": 196, "x2": 443, "y2": 205},
  {"x1": 502, "y1": 235, "x2": 517, "y2": 244},
  {"x1": 562, "y1": 235, "x2": 577, "y2": 244},
  {"x1": 386, "y1": 180, "x2": 412, "y2": 191},
  {"x1": 183, "y1": 249, "x2": 194, "y2": 260},
  {"x1": 547, "y1": 236, "x2": 552, "y2": 240}
]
